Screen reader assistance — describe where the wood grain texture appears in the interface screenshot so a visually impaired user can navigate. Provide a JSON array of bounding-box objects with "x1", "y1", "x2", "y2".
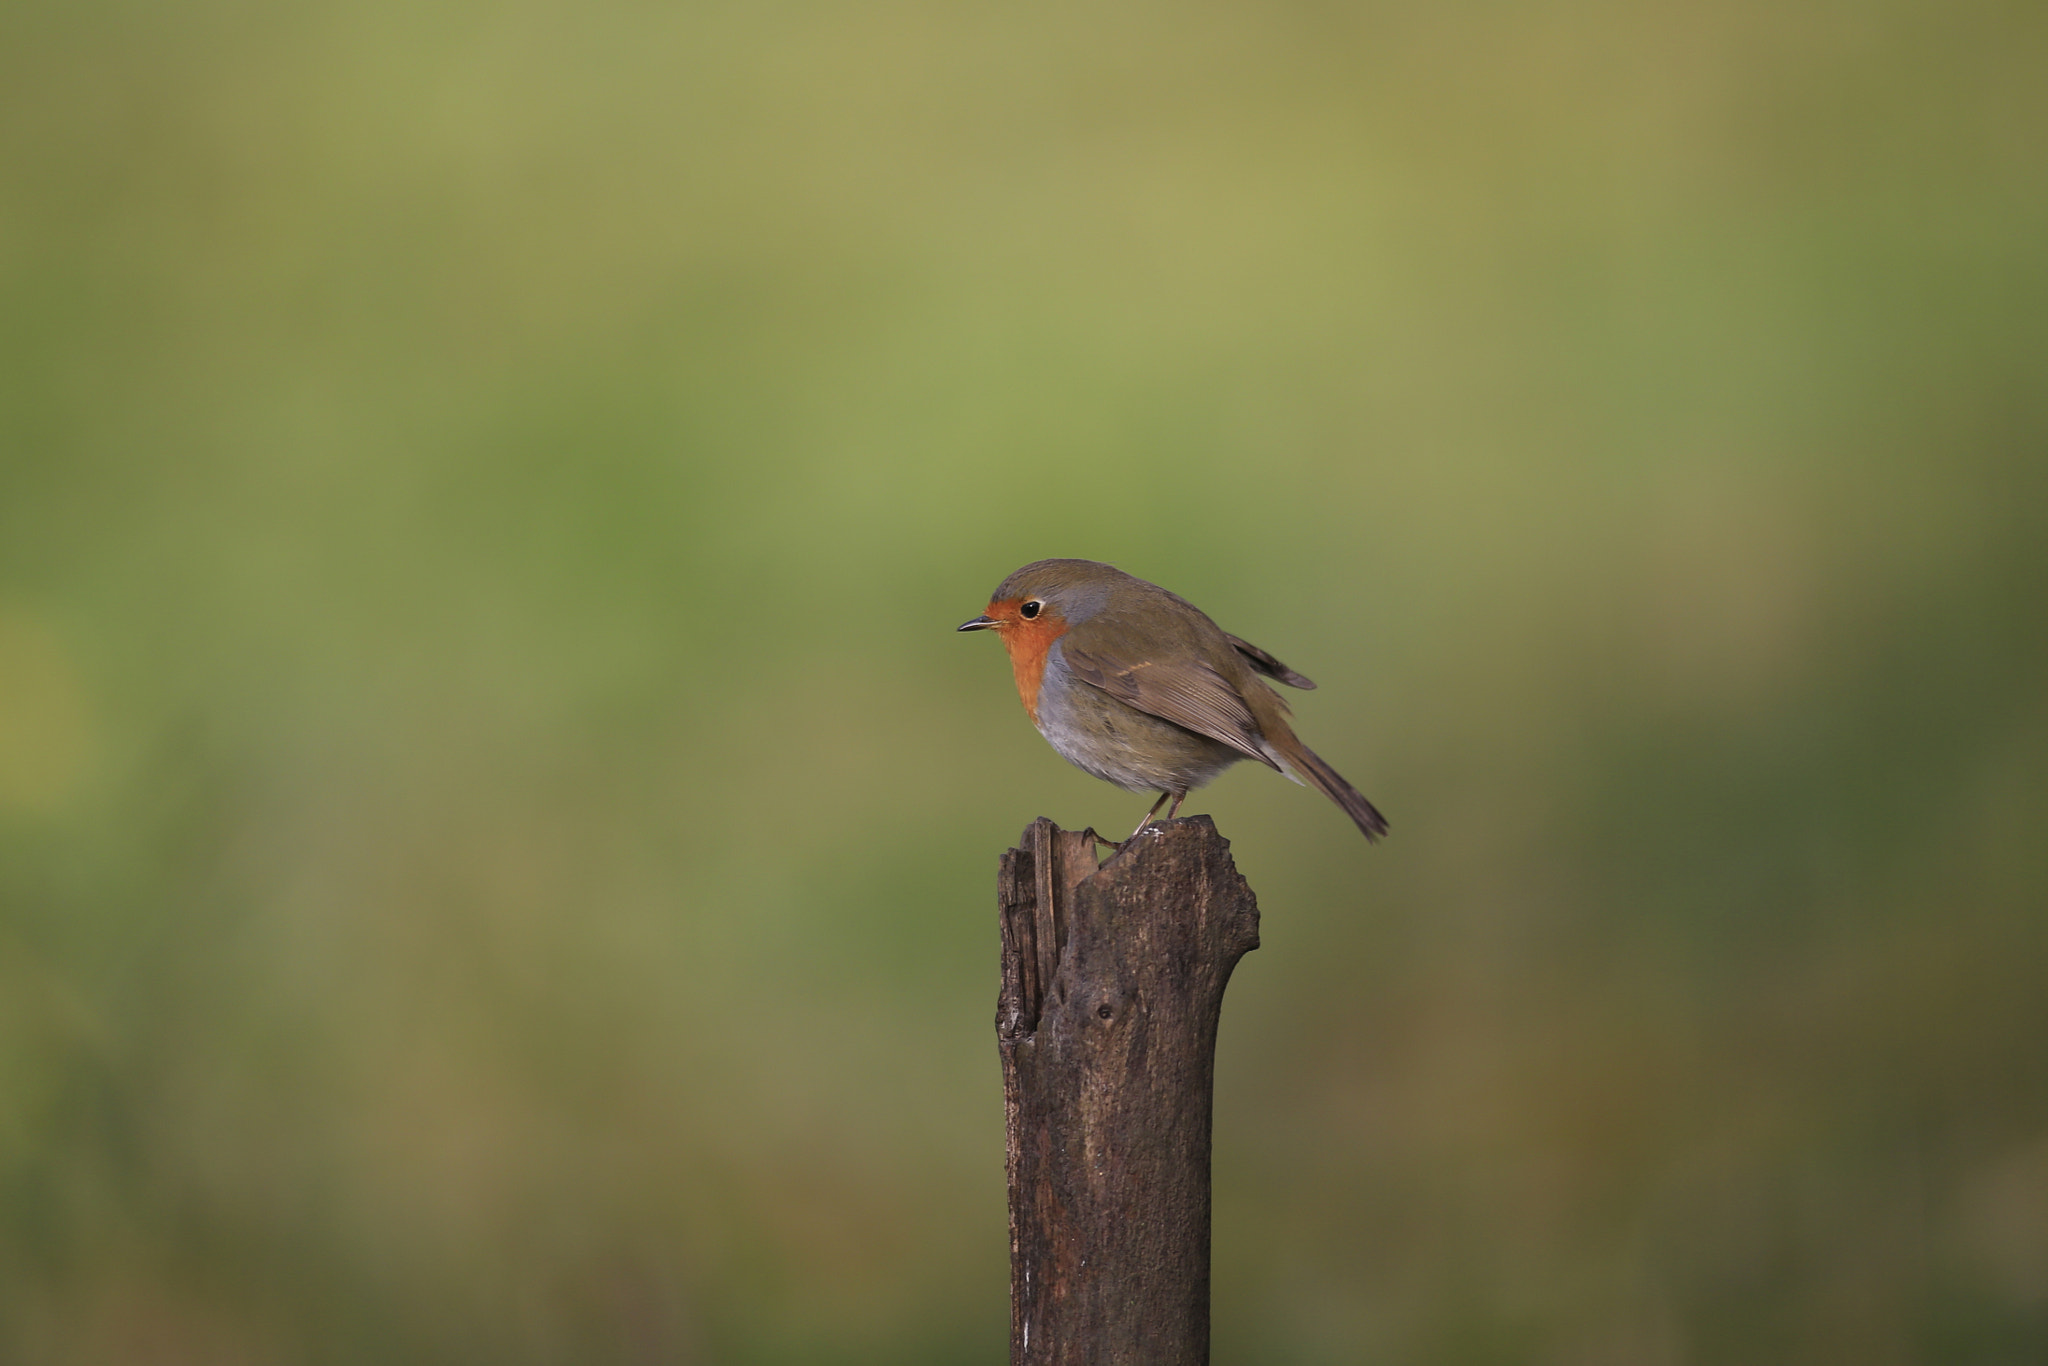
[{"x1": 997, "y1": 816, "x2": 1261, "y2": 1366}]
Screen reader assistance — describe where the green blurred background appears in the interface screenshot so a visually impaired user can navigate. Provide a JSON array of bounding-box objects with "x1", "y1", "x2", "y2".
[{"x1": 3, "y1": 0, "x2": 2045, "y2": 1361}]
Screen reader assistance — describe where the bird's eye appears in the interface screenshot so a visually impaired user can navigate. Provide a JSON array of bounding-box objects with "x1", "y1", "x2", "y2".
[{"x1": 1020, "y1": 600, "x2": 1042, "y2": 619}]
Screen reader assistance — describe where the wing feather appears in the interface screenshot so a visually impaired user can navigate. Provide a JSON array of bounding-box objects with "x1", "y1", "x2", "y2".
[
  {"x1": 1059, "y1": 644, "x2": 1282, "y2": 771},
  {"x1": 1226, "y1": 633, "x2": 1316, "y2": 689}
]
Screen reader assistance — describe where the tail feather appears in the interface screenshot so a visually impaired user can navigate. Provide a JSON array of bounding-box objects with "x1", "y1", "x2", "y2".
[{"x1": 1276, "y1": 738, "x2": 1389, "y2": 842}]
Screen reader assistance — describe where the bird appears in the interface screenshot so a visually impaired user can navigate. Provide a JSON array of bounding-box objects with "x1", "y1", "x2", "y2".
[{"x1": 958, "y1": 558, "x2": 1387, "y2": 844}]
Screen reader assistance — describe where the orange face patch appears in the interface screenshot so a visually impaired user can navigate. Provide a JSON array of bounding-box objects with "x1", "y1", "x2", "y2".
[{"x1": 984, "y1": 598, "x2": 1068, "y2": 723}]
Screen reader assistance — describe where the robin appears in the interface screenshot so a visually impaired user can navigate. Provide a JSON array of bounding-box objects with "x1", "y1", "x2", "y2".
[{"x1": 959, "y1": 559, "x2": 1388, "y2": 844}]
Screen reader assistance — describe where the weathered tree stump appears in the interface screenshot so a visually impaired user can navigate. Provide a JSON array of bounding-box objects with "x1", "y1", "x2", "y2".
[{"x1": 996, "y1": 816, "x2": 1262, "y2": 1366}]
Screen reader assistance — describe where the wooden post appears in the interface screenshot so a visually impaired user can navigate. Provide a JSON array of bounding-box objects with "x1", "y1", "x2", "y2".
[{"x1": 996, "y1": 816, "x2": 1262, "y2": 1366}]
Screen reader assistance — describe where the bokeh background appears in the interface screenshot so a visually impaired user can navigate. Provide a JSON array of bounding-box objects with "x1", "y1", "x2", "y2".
[{"x1": 4, "y1": 1, "x2": 2045, "y2": 1362}]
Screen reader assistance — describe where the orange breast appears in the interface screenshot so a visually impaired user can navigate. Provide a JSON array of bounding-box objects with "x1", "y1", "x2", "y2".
[{"x1": 990, "y1": 601, "x2": 1068, "y2": 724}]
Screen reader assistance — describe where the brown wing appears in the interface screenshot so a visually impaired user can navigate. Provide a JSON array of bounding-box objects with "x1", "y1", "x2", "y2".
[
  {"x1": 1059, "y1": 644, "x2": 1283, "y2": 772},
  {"x1": 1225, "y1": 633, "x2": 1316, "y2": 690}
]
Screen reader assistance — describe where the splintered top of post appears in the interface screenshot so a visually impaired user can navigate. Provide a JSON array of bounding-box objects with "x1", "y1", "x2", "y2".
[
  {"x1": 1067, "y1": 814, "x2": 1255, "y2": 905},
  {"x1": 996, "y1": 816, "x2": 1260, "y2": 1041}
]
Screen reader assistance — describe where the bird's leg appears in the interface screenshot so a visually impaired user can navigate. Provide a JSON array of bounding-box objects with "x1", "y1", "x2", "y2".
[
  {"x1": 1093, "y1": 792, "x2": 1179, "y2": 866},
  {"x1": 1125, "y1": 791, "x2": 1175, "y2": 842},
  {"x1": 1164, "y1": 792, "x2": 1186, "y2": 821}
]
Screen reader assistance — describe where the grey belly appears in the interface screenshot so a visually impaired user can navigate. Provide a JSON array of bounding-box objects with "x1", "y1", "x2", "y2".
[{"x1": 1035, "y1": 667, "x2": 1246, "y2": 795}]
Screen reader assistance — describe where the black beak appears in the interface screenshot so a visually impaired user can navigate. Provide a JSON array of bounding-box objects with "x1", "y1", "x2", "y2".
[{"x1": 957, "y1": 615, "x2": 998, "y2": 632}]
